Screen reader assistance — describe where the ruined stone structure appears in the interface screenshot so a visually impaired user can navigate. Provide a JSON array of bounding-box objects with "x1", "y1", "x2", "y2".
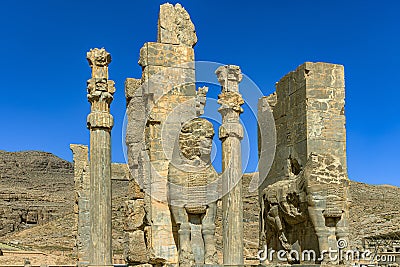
[
  {"x1": 71, "y1": 144, "x2": 130, "y2": 266},
  {"x1": 122, "y1": 2, "x2": 250, "y2": 266},
  {"x1": 67, "y1": 4, "x2": 354, "y2": 267},
  {"x1": 70, "y1": 144, "x2": 90, "y2": 266},
  {"x1": 123, "y1": 3, "x2": 213, "y2": 266},
  {"x1": 86, "y1": 48, "x2": 115, "y2": 267},
  {"x1": 258, "y1": 62, "x2": 350, "y2": 264}
]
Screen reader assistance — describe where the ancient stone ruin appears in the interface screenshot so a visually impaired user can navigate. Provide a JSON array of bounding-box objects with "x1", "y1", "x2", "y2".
[
  {"x1": 71, "y1": 3, "x2": 353, "y2": 267},
  {"x1": 258, "y1": 63, "x2": 350, "y2": 264}
]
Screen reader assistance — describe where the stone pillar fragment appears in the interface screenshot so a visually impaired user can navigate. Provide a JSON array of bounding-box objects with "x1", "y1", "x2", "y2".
[
  {"x1": 70, "y1": 144, "x2": 90, "y2": 267},
  {"x1": 86, "y1": 48, "x2": 115, "y2": 267},
  {"x1": 216, "y1": 65, "x2": 244, "y2": 265},
  {"x1": 123, "y1": 3, "x2": 200, "y2": 265}
]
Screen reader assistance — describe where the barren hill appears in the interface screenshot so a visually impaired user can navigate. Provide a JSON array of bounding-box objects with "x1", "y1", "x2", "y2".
[
  {"x1": 349, "y1": 181, "x2": 400, "y2": 248},
  {"x1": 0, "y1": 150, "x2": 74, "y2": 236}
]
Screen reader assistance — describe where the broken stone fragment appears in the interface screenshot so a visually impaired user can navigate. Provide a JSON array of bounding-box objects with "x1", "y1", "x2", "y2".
[
  {"x1": 124, "y1": 199, "x2": 146, "y2": 231},
  {"x1": 157, "y1": 3, "x2": 197, "y2": 47}
]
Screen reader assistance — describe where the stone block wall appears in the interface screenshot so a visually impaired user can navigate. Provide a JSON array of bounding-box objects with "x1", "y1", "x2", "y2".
[
  {"x1": 258, "y1": 62, "x2": 350, "y2": 264},
  {"x1": 124, "y1": 3, "x2": 202, "y2": 266},
  {"x1": 259, "y1": 62, "x2": 347, "y2": 190}
]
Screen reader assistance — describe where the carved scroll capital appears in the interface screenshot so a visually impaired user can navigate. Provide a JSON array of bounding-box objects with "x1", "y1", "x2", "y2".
[
  {"x1": 86, "y1": 48, "x2": 111, "y2": 68},
  {"x1": 87, "y1": 78, "x2": 115, "y2": 104},
  {"x1": 215, "y1": 65, "x2": 243, "y2": 92},
  {"x1": 217, "y1": 91, "x2": 244, "y2": 114}
]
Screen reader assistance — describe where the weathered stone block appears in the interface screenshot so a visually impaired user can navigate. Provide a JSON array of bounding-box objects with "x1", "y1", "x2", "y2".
[
  {"x1": 157, "y1": 3, "x2": 197, "y2": 47},
  {"x1": 128, "y1": 178, "x2": 145, "y2": 199},
  {"x1": 125, "y1": 199, "x2": 146, "y2": 231},
  {"x1": 126, "y1": 230, "x2": 149, "y2": 264},
  {"x1": 139, "y1": 42, "x2": 195, "y2": 68},
  {"x1": 125, "y1": 78, "x2": 142, "y2": 101}
]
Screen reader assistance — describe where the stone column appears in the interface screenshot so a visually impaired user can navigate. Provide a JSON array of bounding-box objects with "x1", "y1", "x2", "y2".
[
  {"x1": 86, "y1": 48, "x2": 115, "y2": 267},
  {"x1": 216, "y1": 65, "x2": 244, "y2": 265},
  {"x1": 70, "y1": 144, "x2": 90, "y2": 267}
]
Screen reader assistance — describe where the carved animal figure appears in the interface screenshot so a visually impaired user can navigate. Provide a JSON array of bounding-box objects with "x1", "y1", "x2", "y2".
[
  {"x1": 168, "y1": 118, "x2": 219, "y2": 267},
  {"x1": 260, "y1": 153, "x2": 350, "y2": 264}
]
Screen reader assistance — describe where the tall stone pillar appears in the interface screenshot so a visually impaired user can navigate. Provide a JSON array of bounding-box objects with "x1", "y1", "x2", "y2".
[
  {"x1": 86, "y1": 48, "x2": 115, "y2": 267},
  {"x1": 216, "y1": 65, "x2": 244, "y2": 265},
  {"x1": 70, "y1": 144, "x2": 90, "y2": 267}
]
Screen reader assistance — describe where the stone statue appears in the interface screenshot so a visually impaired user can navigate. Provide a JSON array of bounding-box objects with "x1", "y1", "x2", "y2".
[
  {"x1": 260, "y1": 153, "x2": 350, "y2": 264},
  {"x1": 168, "y1": 118, "x2": 219, "y2": 267}
]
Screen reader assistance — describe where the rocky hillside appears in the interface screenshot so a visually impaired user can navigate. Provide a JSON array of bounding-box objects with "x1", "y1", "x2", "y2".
[
  {"x1": 0, "y1": 150, "x2": 129, "y2": 264},
  {"x1": 349, "y1": 181, "x2": 400, "y2": 248},
  {"x1": 0, "y1": 150, "x2": 74, "y2": 236}
]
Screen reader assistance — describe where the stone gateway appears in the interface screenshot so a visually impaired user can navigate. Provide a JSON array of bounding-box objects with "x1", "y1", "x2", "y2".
[{"x1": 71, "y1": 3, "x2": 351, "y2": 267}]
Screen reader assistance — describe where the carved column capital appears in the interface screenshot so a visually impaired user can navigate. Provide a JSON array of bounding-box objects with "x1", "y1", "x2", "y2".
[
  {"x1": 86, "y1": 48, "x2": 115, "y2": 130},
  {"x1": 87, "y1": 48, "x2": 111, "y2": 69},
  {"x1": 215, "y1": 65, "x2": 243, "y2": 92},
  {"x1": 87, "y1": 78, "x2": 115, "y2": 104},
  {"x1": 217, "y1": 91, "x2": 244, "y2": 114}
]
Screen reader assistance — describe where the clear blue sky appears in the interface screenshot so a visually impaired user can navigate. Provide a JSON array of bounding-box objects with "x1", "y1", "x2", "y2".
[{"x1": 1, "y1": 0, "x2": 399, "y2": 186}]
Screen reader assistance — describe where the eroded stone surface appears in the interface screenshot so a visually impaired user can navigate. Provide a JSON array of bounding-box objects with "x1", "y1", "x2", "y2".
[
  {"x1": 216, "y1": 65, "x2": 245, "y2": 266},
  {"x1": 70, "y1": 144, "x2": 90, "y2": 265},
  {"x1": 125, "y1": 231, "x2": 148, "y2": 264},
  {"x1": 124, "y1": 3, "x2": 202, "y2": 266},
  {"x1": 157, "y1": 3, "x2": 197, "y2": 47},
  {"x1": 168, "y1": 118, "x2": 219, "y2": 267},
  {"x1": 258, "y1": 62, "x2": 350, "y2": 265},
  {"x1": 86, "y1": 47, "x2": 115, "y2": 266}
]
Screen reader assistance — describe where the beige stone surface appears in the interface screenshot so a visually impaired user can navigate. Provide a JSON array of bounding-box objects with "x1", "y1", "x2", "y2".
[
  {"x1": 86, "y1": 48, "x2": 115, "y2": 266},
  {"x1": 216, "y1": 65, "x2": 245, "y2": 265},
  {"x1": 124, "y1": 3, "x2": 202, "y2": 265},
  {"x1": 124, "y1": 200, "x2": 146, "y2": 232},
  {"x1": 258, "y1": 62, "x2": 350, "y2": 265},
  {"x1": 157, "y1": 3, "x2": 197, "y2": 47},
  {"x1": 70, "y1": 144, "x2": 90, "y2": 264},
  {"x1": 125, "y1": 231, "x2": 148, "y2": 264}
]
